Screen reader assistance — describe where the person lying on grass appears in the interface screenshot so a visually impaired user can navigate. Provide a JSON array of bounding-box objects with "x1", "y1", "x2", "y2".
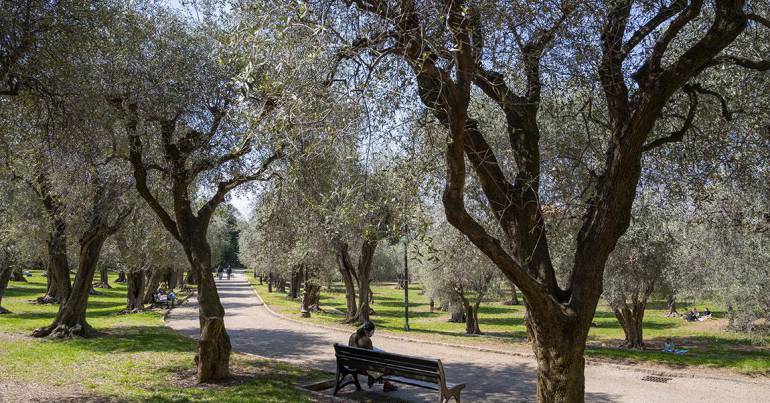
[
  {"x1": 348, "y1": 321, "x2": 398, "y2": 392},
  {"x1": 662, "y1": 338, "x2": 688, "y2": 355}
]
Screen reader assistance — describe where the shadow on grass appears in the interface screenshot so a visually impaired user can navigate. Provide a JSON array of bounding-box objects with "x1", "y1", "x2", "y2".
[
  {"x1": 586, "y1": 345, "x2": 770, "y2": 374},
  {"x1": 51, "y1": 325, "x2": 197, "y2": 354}
]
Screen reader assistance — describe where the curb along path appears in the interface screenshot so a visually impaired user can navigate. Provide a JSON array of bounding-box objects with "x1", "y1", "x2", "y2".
[{"x1": 165, "y1": 270, "x2": 770, "y2": 402}]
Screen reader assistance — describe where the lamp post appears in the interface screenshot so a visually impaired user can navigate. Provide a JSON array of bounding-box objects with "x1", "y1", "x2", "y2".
[{"x1": 400, "y1": 228, "x2": 410, "y2": 332}]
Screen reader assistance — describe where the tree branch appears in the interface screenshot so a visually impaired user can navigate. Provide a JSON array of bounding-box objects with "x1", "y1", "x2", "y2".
[
  {"x1": 708, "y1": 55, "x2": 770, "y2": 71},
  {"x1": 621, "y1": 0, "x2": 687, "y2": 58},
  {"x1": 197, "y1": 147, "x2": 285, "y2": 223},
  {"x1": 118, "y1": 102, "x2": 181, "y2": 241},
  {"x1": 642, "y1": 84, "x2": 699, "y2": 152},
  {"x1": 747, "y1": 13, "x2": 770, "y2": 29}
]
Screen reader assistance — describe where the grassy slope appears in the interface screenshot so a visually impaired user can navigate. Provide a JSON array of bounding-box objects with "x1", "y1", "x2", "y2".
[
  {"x1": 248, "y1": 277, "x2": 770, "y2": 374},
  {"x1": 0, "y1": 271, "x2": 323, "y2": 402}
]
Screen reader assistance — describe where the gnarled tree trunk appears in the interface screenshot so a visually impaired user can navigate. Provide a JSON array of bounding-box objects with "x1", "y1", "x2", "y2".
[
  {"x1": 612, "y1": 301, "x2": 647, "y2": 349},
  {"x1": 143, "y1": 266, "x2": 166, "y2": 305},
  {"x1": 355, "y1": 240, "x2": 377, "y2": 324},
  {"x1": 0, "y1": 251, "x2": 14, "y2": 314},
  {"x1": 125, "y1": 267, "x2": 146, "y2": 312},
  {"x1": 335, "y1": 242, "x2": 358, "y2": 323},
  {"x1": 301, "y1": 269, "x2": 321, "y2": 317},
  {"x1": 187, "y1": 234, "x2": 231, "y2": 382},
  {"x1": 504, "y1": 285, "x2": 520, "y2": 305},
  {"x1": 447, "y1": 293, "x2": 465, "y2": 323},
  {"x1": 460, "y1": 293, "x2": 483, "y2": 335},
  {"x1": 531, "y1": 316, "x2": 590, "y2": 403},
  {"x1": 94, "y1": 265, "x2": 111, "y2": 289},
  {"x1": 276, "y1": 275, "x2": 286, "y2": 293},
  {"x1": 11, "y1": 267, "x2": 26, "y2": 282},
  {"x1": 32, "y1": 231, "x2": 110, "y2": 338},
  {"x1": 38, "y1": 175, "x2": 71, "y2": 304},
  {"x1": 289, "y1": 266, "x2": 303, "y2": 299}
]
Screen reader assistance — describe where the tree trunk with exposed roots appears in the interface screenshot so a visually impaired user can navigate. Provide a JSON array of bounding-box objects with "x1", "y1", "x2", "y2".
[
  {"x1": 612, "y1": 302, "x2": 646, "y2": 349},
  {"x1": 32, "y1": 232, "x2": 109, "y2": 338},
  {"x1": 94, "y1": 265, "x2": 111, "y2": 289}
]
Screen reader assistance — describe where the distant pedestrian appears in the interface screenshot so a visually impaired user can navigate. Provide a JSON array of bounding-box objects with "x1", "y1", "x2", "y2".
[
  {"x1": 217, "y1": 266, "x2": 224, "y2": 280},
  {"x1": 226, "y1": 266, "x2": 232, "y2": 280}
]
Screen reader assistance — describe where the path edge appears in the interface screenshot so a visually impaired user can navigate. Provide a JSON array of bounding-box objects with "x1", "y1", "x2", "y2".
[{"x1": 246, "y1": 276, "x2": 770, "y2": 385}]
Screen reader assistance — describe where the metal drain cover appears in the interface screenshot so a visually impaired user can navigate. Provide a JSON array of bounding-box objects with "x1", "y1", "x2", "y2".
[{"x1": 641, "y1": 375, "x2": 672, "y2": 383}]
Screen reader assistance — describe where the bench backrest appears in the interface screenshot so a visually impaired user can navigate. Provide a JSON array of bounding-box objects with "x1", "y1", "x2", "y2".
[{"x1": 334, "y1": 343, "x2": 442, "y2": 384}]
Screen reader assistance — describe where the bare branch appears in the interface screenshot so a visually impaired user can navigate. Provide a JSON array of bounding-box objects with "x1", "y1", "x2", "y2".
[
  {"x1": 642, "y1": 84, "x2": 699, "y2": 152},
  {"x1": 747, "y1": 13, "x2": 770, "y2": 29},
  {"x1": 709, "y1": 55, "x2": 770, "y2": 71},
  {"x1": 197, "y1": 147, "x2": 285, "y2": 222},
  {"x1": 621, "y1": 0, "x2": 687, "y2": 58},
  {"x1": 116, "y1": 102, "x2": 181, "y2": 241}
]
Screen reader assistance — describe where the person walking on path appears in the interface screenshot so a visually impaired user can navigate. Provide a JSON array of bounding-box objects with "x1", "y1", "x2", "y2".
[
  {"x1": 217, "y1": 266, "x2": 224, "y2": 280},
  {"x1": 226, "y1": 266, "x2": 232, "y2": 280}
]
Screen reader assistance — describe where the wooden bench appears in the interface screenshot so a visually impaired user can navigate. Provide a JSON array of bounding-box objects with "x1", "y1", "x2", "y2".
[{"x1": 333, "y1": 343, "x2": 464, "y2": 402}]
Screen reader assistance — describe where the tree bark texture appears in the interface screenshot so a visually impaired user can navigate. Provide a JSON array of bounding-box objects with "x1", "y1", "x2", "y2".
[{"x1": 188, "y1": 234, "x2": 231, "y2": 382}]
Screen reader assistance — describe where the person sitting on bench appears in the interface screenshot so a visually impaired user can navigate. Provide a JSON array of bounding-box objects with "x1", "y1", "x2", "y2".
[{"x1": 348, "y1": 321, "x2": 397, "y2": 392}]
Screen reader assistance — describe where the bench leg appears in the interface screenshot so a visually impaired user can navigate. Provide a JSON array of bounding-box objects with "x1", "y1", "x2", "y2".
[
  {"x1": 439, "y1": 385, "x2": 463, "y2": 402},
  {"x1": 333, "y1": 365, "x2": 344, "y2": 396},
  {"x1": 352, "y1": 373, "x2": 362, "y2": 391}
]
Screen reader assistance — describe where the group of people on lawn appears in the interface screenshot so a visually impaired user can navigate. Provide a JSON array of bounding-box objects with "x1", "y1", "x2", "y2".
[
  {"x1": 667, "y1": 306, "x2": 712, "y2": 321},
  {"x1": 683, "y1": 307, "x2": 712, "y2": 322}
]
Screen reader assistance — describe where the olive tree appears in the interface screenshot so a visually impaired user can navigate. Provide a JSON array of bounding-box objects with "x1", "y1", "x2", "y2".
[{"x1": 318, "y1": 0, "x2": 770, "y2": 399}]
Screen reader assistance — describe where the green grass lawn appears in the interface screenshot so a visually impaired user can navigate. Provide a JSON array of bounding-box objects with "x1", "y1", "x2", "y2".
[
  {"x1": 248, "y1": 276, "x2": 770, "y2": 375},
  {"x1": 0, "y1": 271, "x2": 324, "y2": 402}
]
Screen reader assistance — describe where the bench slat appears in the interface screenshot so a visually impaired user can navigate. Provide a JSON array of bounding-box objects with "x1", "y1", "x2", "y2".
[
  {"x1": 383, "y1": 376, "x2": 440, "y2": 390},
  {"x1": 337, "y1": 357, "x2": 440, "y2": 383}
]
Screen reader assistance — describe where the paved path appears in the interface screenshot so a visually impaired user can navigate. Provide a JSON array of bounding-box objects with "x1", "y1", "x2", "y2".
[{"x1": 166, "y1": 270, "x2": 770, "y2": 402}]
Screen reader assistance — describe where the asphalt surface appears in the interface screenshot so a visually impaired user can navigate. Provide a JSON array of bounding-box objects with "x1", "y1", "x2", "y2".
[{"x1": 166, "y1": 270, "x2": 770, "y2": 402}]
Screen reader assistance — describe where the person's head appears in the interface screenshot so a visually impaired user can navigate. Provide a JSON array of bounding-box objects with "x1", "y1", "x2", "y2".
[{"x1": 356, "y1": 321, "x2": 376, "y2": 337}]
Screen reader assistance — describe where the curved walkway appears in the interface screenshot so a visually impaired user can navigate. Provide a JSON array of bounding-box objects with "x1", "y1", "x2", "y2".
[{"x1": 166, "y1": 270, "x2": 770, "y2": 402}]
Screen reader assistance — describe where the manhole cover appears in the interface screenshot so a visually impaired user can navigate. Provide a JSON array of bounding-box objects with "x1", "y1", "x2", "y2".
[{"x1": 641, "y1": 375, "x2": 672, "y2": 383}]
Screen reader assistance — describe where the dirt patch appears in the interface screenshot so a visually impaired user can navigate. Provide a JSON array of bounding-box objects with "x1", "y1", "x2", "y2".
[
  {"x1": 0, "y1": 380, "x2": 98, "y2": 403},
  {"x1": 0, "y1": 332, "x2": 32, "y2": 342}
]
